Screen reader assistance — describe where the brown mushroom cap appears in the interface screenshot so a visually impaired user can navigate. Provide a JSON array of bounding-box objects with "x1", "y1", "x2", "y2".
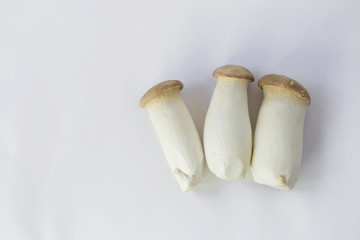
[
  {"x1": 139, "y1": 80, "x2": 183, "y2": 108},
  {"x1": 213, "y1": 65, "x2": 254, "y2": 82},
  {"x1": 258, "y1": 74, "x2": 311, "y2": 105}
]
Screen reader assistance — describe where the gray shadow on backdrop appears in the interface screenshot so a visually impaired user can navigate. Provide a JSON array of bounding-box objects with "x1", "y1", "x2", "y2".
[{"x1": 182, "y1": 81, "x2": 211, "y2": 142}]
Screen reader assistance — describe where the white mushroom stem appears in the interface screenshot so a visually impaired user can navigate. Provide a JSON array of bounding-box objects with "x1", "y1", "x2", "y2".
[
  {"x1": 140, "y1": 80, "x2": 204, "y2": 191},
  {"x1": 204, "y1": 65, "x2": 254, "y2": 180},
  {"x1": 251, "y1": 75, "x2": 311, "y2": 190}
]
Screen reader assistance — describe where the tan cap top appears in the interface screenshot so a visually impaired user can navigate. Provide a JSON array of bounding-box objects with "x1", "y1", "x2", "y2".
[
  {"x1": 139, "y1": 80, "x2": 183, "y2": 108},
  {"x1": 213, "y1": 65, "x2": 254, "y2": 82},
  {"x1": 258, "y1": 74, "x2": 311, "y2": 105}
]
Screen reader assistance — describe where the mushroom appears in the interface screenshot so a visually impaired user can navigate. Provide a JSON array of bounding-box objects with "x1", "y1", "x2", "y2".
[
  {"x1": 251, "y1": 74, "x2": 311, "y2": 190},
  {"x1": 140, "y1": 80, "x2": 204, "y2": 191},
  {"x1": 203, "y1": 65, "x2": 254, "y2": 179}
]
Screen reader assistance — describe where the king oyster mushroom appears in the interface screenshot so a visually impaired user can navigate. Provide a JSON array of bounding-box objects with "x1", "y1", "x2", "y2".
[
  {"x1": 204, "y1": 65, "x2": 254, "y2": 179},
  {"x1": 140, "y1": 80, "x2": 204, "y2": 191},
  {"x1": 251, "y1": 74, "x2": 311, "y2": 190}
]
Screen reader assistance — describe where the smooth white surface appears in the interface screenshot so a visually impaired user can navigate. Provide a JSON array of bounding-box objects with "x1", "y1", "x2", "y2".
[
  {"x1": 204, "y1": 78, "x2": 252, "y2": 180},
  {"x1": 146, "y1": 91, "x2": 204, "y2": 192},
  {"x1": 0, "y1": 0, "x2": 359, "y2": 239},
  {"x1": 252, "y1": 86, "x2": 308, "y2": 189}
]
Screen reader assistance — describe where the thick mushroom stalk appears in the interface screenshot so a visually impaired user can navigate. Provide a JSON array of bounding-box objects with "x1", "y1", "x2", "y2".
[
  {"x1": 140, "y1": 80, "x2": 204, "y2": 191},
  {"x1": 204, "y1": 65, "x2": 254, "y2": 179},
  {"x1": 251, "y1": 74, "x2": 311, "y2": 190}
]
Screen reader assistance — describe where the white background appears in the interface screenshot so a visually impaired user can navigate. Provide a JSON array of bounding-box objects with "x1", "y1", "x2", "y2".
[{"x1": 1, "y1": 0, "x2": 359, "y2": 239}]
